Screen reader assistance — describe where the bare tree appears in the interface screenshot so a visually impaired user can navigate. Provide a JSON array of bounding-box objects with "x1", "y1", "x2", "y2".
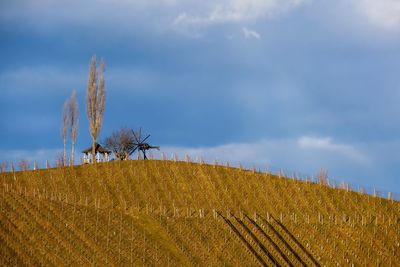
[
  {"x1": 56, "y1": 153, "x2": 65, "y2": 168},
  {"x1": 18, "y1": 160, "x2": 30, "y2": 171},
  {"x1": 69, "y1": 89, "x2": 79, "y2": 166},
  {"x1": 0, "y1": 161, "x2": 7, "y2": 173},
  {"x1": 317, "y1": 167, "x2": 329, "y2": 185},
  {"x1": 86, "y1": 55, "x2": 106, "y2": 163},
  {"x1": 105, "y1": 128, "x2": 136, "y2": 160},
  {"x1": 61, "y1": 100, "x2": 69, "y2": 166}
]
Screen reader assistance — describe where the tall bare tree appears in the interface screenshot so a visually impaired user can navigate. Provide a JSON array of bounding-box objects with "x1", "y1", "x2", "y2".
[
  {"x1": 69, "y1": 89, "x2": 79, "y2": 165},
  {"x1": 61, "y1": 100, "x2": 69, "y2": 166},
  {"x1": 86, "y1": 55, "x2": 106, "y2": 163}
]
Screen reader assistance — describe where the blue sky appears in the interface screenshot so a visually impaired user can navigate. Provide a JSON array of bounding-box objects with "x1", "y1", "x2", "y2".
[{"x1": 1, "y1": 0, "x2": 400, "y2": 193}]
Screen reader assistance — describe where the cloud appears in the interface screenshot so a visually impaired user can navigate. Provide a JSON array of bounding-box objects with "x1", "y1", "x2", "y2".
[
  {"x1": 160, "y1": 135, "x2": 368, "y2": 171},
  {"x1": 355, "y1": 0, "x2": 400, "y2": 31},
  {"x1": 0, "y1": 148, "x2": 62, "y2": 168},
  {"x1": 172, "y1": 0, "x2": 309, "y2": 34},
  {"x1": 242, "y1": 27, "x2": 261, "y2": 39},
  {"x1": 4, "y1": 0, "x2": 399, "y2": 39},
  {"x1": 298, "y1": 136, "x2": 367, "y2": 162},
  {"x1": 161, "y1": 140, "x2": 271, "y2": 165}
]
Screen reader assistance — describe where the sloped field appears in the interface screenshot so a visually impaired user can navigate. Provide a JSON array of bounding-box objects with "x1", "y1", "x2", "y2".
[{"x1": 1, "y1": 160, "x2": 399, "y2": 266}]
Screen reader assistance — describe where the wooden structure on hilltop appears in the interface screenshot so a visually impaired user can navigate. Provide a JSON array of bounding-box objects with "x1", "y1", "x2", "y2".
[
  {"x1": 82, "y1": 143, "x2": 111, "y2": 164},
  {"x1": 132, "y1": 128, "x2": 160, "y2": 160}
]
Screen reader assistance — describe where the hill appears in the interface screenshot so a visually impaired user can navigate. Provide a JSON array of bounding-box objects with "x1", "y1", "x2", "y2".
[{"x1": 1, "y1": 160, "x2": 399, "y2": 266}]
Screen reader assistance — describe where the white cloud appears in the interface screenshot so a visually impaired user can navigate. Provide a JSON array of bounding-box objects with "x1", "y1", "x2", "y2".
[
  {"x1": 160, "y1": 140, "x2": 271, "y2": 165},
  {"x1": 242, "y1": 27, "x2": 261, "y2": 39},
  {"x1": 158, "y1": 135, "x2": 368, "y2": 172},
  {"x1": 0, "y1": 149, "x2": 62, "y2": 169},
  {"x1": 297, "y1": 136, "x2": 366, "y2": 162},
  {"x1": 172, "y1": 0, "x2": 309, "y2": 34},
  {"x1": 3, "y1": 0, "x2": 290, "y2": 37},
  {"x1": 355, "y1": 0, "x2": 400, "y2": 30}
]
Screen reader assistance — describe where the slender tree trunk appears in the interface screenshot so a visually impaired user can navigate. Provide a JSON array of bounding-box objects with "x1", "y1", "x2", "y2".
[
  {"x1": 63, "y1": 139, "x2": 67, "y2": 166},
  {"x1": 69, "y1": 89, "x2": 79, "y2": 166},
  {"x1": 62, "y1": 99, "x2": 69, "y2": 167},
  {"x1": 71, "y1": 140, "x2": 75, "y2": 166},
  {"x1": 92, "y1": 140, "x2": 96, "y2": 163}
]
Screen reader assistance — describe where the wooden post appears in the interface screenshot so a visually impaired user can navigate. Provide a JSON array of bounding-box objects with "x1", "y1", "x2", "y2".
[
  {"x1": 131, "y1": 219, "x2": 134, "y2": 266},
  {"x1": 106, "y1": 209, "x2": 111, "y2": 264},
  {"x1": 118, "y1": 212, "x2": 122, "y2": 263}
]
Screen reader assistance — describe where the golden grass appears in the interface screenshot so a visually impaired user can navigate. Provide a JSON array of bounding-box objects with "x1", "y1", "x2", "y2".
[{"x1": 1, "y1": 160, "x2": 399, "y2": 266}]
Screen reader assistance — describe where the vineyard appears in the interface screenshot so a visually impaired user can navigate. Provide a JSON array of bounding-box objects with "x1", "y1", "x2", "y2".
[{"x1": 1, "y1": 160, "x2": 399, "y2": 266}]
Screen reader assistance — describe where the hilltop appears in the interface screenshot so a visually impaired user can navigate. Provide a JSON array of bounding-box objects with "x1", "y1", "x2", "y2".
[{"x1": 1, "y1": 160, "x2": 399, "y2": 266}]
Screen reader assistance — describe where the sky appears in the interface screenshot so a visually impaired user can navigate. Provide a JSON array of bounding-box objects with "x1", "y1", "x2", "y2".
[{"x1": 1, "y1": 0, "x2": 400, "y2": 193}]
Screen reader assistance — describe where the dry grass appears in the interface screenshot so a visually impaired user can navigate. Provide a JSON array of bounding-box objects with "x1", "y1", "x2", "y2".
[{"x1": 1, "y1": 160, "x2": 399, "y2": 266}]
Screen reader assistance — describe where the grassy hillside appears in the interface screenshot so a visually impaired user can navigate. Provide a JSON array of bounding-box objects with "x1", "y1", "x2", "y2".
[{"x1": 1, "y1": 160, "x2": 399, "y2": 266}]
